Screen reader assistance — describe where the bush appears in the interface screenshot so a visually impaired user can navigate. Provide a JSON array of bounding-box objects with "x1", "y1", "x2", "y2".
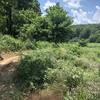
[
  {"x1": 15, "y1": 49, "x2": 57, "y2": 91},
  {"x1": 58, "y1": 43, "x2": 81, "y2": 56},
  {"x1": 89, "y1": 33, "x2": 100, "y2": 43},
  {"x1": 45, "y1": 66, "x2": 84, "y2": 92},
  {"x1": 69, "y1": 37, "x2": 79, "y2": 42},
  {"x1": 65, "y1": 68, "x2": 83, "y2": 91},
  {"x1": 0, "y1": 35, "x2": 35, "y2": 51},
  {"x1": 78, "y1": 39, "x2": 88, "y2": 47},
  {"x1": 23, "y1": 39, "x2": 36, "y2": 50},
  {"x1": 35, "y1": 41, "x2": 54, "y2": 49},
  {"x1": 64, "y1": 87, "x2": 97, "y2": 100}
]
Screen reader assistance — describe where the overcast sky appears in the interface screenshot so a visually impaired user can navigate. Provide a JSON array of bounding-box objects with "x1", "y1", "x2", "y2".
[{"x1": 39, "y1": 0, "x2": 100, "y2": 24}]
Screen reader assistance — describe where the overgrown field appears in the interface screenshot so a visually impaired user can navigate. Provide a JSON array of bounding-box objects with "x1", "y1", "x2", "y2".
[
  {"x1": 18, "y1": 42, "x2": 100, "y2": 99},
  {"x1": 0, "y1": 36, "x2": 99, "y2": 100},
  {"x1": 0, "y1": 1, "x2": 100, "y2": 99}
]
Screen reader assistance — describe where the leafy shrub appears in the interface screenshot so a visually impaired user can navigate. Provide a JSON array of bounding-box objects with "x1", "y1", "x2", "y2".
[
  {"x1": 69, "y1": 37, "x2": 79, "y2": 42},
  {"x1": 45, "y1": 66, "x2": 84, "y2": 92},
  {"x1": 68, "y1": 45, "x2": 81, "y2": 56},
  {"x1": 74, "y1": 58, "x2": 91, "y2": 69},
  {"x1": 78, "y1": 39, "x2": 88, "y2": 47},
  {"x1": 64, "y1": 87, "x2": 97, "y2": 100},
  {"x1": 35, "y1": 41, "x2": 54, "y2": 49},
  {"x1": 15, "y1": 49, "x2": 57, "y2": 91},
  {"x1": 89, "y1": 33, "x2": 100, "y2": 43},
  {"x1": 0, "y1": 35, "x2": 22, "y2": 51},
  {"x1": 58, "y1": 43, "x2": 81, "y2": 56},
  {"x1": 65, "y1": 68, "x2": 83, "y2": 91},
  {"x1": 0, "y1": 35, "x2": 35, "y2": 51},
  {"x1": 23, "y1": 39, "x2": 36, "y2": 50}
]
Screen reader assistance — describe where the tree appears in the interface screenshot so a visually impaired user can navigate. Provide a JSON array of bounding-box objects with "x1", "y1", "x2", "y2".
[
  {"x1": 89, "y1": 31, "x2": 100, "y2": 43},
  {"x1": 74, "y1": 26, "x2": 83, "y2": 37},
  {"x1": 13, "y1": 10, "x2": 39, "y2": 36},
  {"x1": 17, "y1": 0, "x2": 41, "y2": 14},
  {"x1": 79, "y1": 27, "x2": 91, "y2": 39},
  {"x1": 19, "y1": 3, "x2": 73, "y2": 42},
  {"x1": 20, "y1": 16, "x2": 49, "y2": 41},
  {"x1": 46, "y1": 3, "x2": 73, "y2": 43},
  {"x1": 0, "y1": 0, "x2": 17, "y2": 35},
  {"x1": 0, "y1": 0, "x2": 41, "y2": 36}
]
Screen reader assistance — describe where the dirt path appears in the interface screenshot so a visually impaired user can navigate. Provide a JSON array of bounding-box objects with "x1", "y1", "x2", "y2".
[
  {"x1": 0, "y1": 53, "x2": 20, "y2": 70},
  {"x1": 0, "y1": 56, "x2": 19, "y2": 65},
  {"x1": 0, "y1": 53, "x2": 20, "y2": 100}
]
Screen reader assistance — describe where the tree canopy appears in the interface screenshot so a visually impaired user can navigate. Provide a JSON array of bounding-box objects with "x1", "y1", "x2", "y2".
[
  {"x1": 20, "y1": 3, "x2": 73, "y2": 43},
  {"x1": 0, "y1": 0, "x2": 41, "y2": 36},
  {"x1": 0, "y1": 1, "x2": 100, "y2": 43}
]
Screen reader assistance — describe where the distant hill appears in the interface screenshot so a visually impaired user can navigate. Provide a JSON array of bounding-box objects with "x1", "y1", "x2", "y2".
[{"x1": 71, "y1": 24, "x2": 100, "y2": 43}]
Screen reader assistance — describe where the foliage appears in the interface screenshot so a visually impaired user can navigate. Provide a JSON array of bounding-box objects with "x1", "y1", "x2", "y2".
[
  {"x1": 72, "y1": 24, "x2": 100, "y2": 43},
  {"x1": 15, "y1": 49, "x2": 57, "y2": 90},
  {"x1": 19, "y1": 3, "x2": 73, "y2": 42},
  {"x1": 0, "y1": 35, "x2": 35, "y2": 51},
  {"x1": 46, "y1": 3, "x2": 73, "y2": 43},
  {"x1": 89, "y1": 31, "x2": 100, "y2": 43},
  {"x1": 14, "y1": 44, "x2": 82, "y2": 91},
  {"x1": 0, "y1": 0, "x2": 41, "y2": 36},
  {"x1": 0, "y1": 0, "x2": 100, "y2": 43},
  {"x1": 78, "y1": 39, "x2": 88, "y2": 47},
  {"x1": 0, "y1": 0, "x2": 100, "y2": 99},
  {"x1": 20, "y1": 16, "x2": 49, "y2": 41},
  {"x1": 45, "y1": 66, "x2": 83, "y2": 92},
  {"x1": 64, "y1": 87, "x2": 98, "y2": 100},
  {"x1": 35, "y1": 41, "x2": 54, "y2": 49},
  {"x1": 13, "y1": 9, "x2": 38, "y2": 36},
  {"x1": 0, "y1": 39, "x2": 99, "y2": 99},
  {"x1": 17, "y1": 0, "x2": 41, "y2": 14},
  {"x1": 79, "y1": 27, "x2": 91, "y2": 39}
]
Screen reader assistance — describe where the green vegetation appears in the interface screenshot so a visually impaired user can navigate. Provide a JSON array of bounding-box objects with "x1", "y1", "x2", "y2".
[
  {"x1": 78, "y1": 39, "x2": 88, "y2": 47},
  {"x1": 0, "y1": 35, "x2": 35, "y2": 52},
  {"x1": 14, "y1": 42, "x2": 100, "y2": 99},
  {"x1": 0, "y1": 0, "x2": 100, "y2": 99},
  {"x1": 72, "y1": 24, "x2": 100, "y2": 43}
]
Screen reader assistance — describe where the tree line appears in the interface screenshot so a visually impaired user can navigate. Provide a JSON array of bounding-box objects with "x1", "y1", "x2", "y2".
[
  {"x1": 72, "y1": 24, "x2": 100, "y2": 43},
  {"x1": 0, "y1": 0, "x2": 100, "y2": 43}
]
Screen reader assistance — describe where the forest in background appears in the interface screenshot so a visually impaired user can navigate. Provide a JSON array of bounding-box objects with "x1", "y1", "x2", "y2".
[{"x1": 0, "y1": 0, "x2": 100, "y2": 43}]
